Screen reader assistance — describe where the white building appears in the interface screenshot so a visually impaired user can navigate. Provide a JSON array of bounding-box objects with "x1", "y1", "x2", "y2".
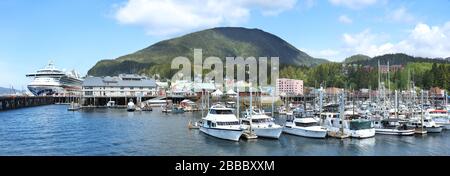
[
  {"x1": 82, "y1": 74, "x2": 157, "y2": 97},
  {"x1": 276, "y1": 78, "x2": 304, "y2": 96}
]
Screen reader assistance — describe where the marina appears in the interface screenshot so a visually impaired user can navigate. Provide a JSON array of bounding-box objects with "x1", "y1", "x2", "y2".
[{"x1": 1, "y1": 104, "x2": 450, "y2": 156}]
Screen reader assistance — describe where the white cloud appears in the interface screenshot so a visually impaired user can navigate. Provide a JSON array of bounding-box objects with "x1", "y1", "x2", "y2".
[
  {"x1": 338, "y1": 15, "x2": 352, "y2": 24},
  {"x1": 387, "y1": 7, "x2": 415, "y2": 23},
  {"x1": 302, "y1": 48, "x2": 342, "y2": 61},
  {"x1": 342, "y1": 29, "x2": 394, "y2": 57},
  {"x1": 341, "y1": 22, "x2": 450, "y2": 58},
  {"x1": 115, "y1": 0, "x2": 297, "y2": 36},
  {"x1": 329, "y1": 0, "x2": 378, "y2": 9}
]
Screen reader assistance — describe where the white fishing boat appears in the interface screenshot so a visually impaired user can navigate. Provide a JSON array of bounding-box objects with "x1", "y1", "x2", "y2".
[
  {"x1": 127, "y1": 99, "x2": 136, "y2": 112},
  {"x1": 68, "y1": 102, "x2": 81, "y2": 111},
  {"x1": 322, "y1": 95, "x2": 375, "y2": 139},
  {"x1": 241, "y1": 108, "x2": 283, "y2": 139},
  {"x1": 200, "y1": 104, "x2": 244, "y2": 141},
  {"x1": 323, "y1": 114, "x2": 375, "y2": 139},
  {"x1": 410, "y1": 116, "x2": 443, "y2": 133},
  {"x1": 283, "y1": 108, "x2": 327, "y2": 138},
  {"x1": 428, "y1": 109, "x2": 450, "y2": 130},
  {"x1": 373, "y1": 118, "x2": 415, "y2": 136}
]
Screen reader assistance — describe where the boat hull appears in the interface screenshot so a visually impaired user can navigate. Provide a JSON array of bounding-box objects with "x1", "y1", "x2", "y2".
[
  {"x1": 426, "y1": 127, "x2": 443, "y2": 133},
  {"x1": 28, "y1": 85, "x2": 64, "y2": 96},
  {"x1": 375, "y1": 129, "x2": 415, "y2": 136},
  {"x1": 327, "y1": 127, "x2": 375, "y2": 139},
  {"x1": 283, "y1": 126, "x2": 327, "y2": 138},
  {"x1": 435, "y1": 123, "x2": 450, "y2": 130},
  {"x1": 253, "y1": 127, "x2": 283, "y2": 139},
  {"x1": 350, "y1": 129, "x2": 376, "y2": 139},
  {"x1": 200, "y1": 127, "x2": 243, "y2": 141}
]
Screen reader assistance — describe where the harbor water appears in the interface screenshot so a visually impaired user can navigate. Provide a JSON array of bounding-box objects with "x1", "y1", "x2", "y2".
[{"x1": 1, "y1": 105, "x2": 449, "y2": 156}]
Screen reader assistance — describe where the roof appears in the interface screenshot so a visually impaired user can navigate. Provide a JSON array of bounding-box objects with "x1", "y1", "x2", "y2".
[
  {"x1": 83, "y1": 75, "x2": 157, "y2": 87},
  {"x1": 212, "y1": 89, "x2": 223, "y2": 96}
]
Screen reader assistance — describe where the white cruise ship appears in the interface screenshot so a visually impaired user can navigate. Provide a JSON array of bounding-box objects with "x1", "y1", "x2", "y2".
[{"x1": 26, "y1": 61, "x2": 83, "y2": 96}]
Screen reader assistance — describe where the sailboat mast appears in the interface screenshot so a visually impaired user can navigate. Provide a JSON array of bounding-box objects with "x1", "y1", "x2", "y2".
[
  {"x1": 339, "y1": 92, "x2": 345, "y2": 134},
  {"x1": 272, "y1": 86, "x2": 275, "y2": 118},
  {"x1": 237, "y1": 87, "x2": 240, "y2": 119},
  {"x1": 421, "y1": 90, "x2": 424, "y2": 132}
]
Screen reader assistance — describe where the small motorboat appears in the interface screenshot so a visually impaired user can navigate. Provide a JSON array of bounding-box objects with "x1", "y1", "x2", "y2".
[{"x1": 127, "y1": 99, "x2": 136, "y2": 112}]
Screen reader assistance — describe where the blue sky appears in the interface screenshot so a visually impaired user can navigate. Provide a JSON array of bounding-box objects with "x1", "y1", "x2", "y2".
[{"x1": 1, "y1": 0, "x2": 450, "y2": 88}]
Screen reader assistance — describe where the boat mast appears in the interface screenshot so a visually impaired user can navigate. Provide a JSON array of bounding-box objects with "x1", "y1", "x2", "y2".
[
  {"x1": 237, "y1": 87, "x2": 240, "y2": 119},
  {"x1": 271, "y1": 86, "x2": 275, "y2": 118},
  {"x1": 395, "y1": 90, "x2": 398, "y2": 119},
  {"x1": 319, "y1": 85, "x2": 323, "y2": 125},
  {"x1": 339, "y1": 92, "x2": 345, "y2": 135},
  {"x1": 250, "y1": 86, "x2": 253, "y2": 133},
  {"x1": 421, "y1": 90, "x2": 424, "y2": 132}
]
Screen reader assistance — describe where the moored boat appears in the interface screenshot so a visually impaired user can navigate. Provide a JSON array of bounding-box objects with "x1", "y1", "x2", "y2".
[{"x1": 200, "y1": 104, "x2": 244, "y2": 141}]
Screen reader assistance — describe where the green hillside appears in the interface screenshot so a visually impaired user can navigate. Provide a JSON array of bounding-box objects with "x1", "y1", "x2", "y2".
[{"x1": 88, "y1": 27, "x2": 328, "y2": 78}]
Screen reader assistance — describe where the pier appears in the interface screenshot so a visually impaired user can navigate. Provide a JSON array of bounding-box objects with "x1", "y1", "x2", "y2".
[
  {"x1": 0, "y1": 95, "x2": 200, "y2": 111},
  {"x1": 0, "y1": 96, "x2": 56, "y2": 111}
]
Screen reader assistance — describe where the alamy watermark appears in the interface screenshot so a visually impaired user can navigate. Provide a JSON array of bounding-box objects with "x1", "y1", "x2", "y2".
[{"x1": 170, "y1": 49, "x2": 279, "y2": 90}]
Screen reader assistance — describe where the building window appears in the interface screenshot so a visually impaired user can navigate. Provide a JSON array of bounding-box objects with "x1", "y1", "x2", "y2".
[{"x1": 85, "y1": 91, "x2": 93, "y2": 96}]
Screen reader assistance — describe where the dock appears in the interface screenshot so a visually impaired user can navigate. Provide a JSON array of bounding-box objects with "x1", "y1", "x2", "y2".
[{"x1": 0, "y1": 96, "x2": 56, "y2": 111}]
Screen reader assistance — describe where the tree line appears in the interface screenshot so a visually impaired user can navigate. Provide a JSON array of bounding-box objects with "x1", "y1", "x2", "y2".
[{"x1": 280, "y1": 62, "x2": 450, "y2": 91}]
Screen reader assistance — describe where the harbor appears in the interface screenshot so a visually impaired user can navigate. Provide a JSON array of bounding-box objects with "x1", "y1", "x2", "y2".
[{"x1": 1, "y1": 104, "x2": 450, "y2": 156}]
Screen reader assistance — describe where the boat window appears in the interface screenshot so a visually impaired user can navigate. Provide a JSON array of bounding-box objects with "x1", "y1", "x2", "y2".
[
  {"x1": 242, "y1": 121, "x2": 250, "y2": 125},
  {"x1": 207, "y1": 121, "x2": 212, "y2": 127},
  {"x1": 295, "y1": 122, "x2": 318, "y2": 127},
  {"x1": 210, "y1": 109, "x2": 233, "y2": 114},
  {"x1": 252, "y1": 119, "x2": 271, "y2": 123},
  {"x1": 217, "y1": 121, "x2": 240, "y2": 126},
  {"x1": 350, "y1": 121, "x2": 372, "y2": 130}
]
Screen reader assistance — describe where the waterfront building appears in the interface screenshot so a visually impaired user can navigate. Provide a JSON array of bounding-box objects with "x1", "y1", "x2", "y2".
[
  {"x1": 276, "y1": 78, "x2": 304, "y2": 96},
  {"x1": 170, "y1": 80, "x2": 216, "y2": 97},
  {"x1": 430, "y1": 87, "x2": 445, "y2": 97},
  {"x1": 82, "y1": 74, "x2": 157, "y2": 98}
]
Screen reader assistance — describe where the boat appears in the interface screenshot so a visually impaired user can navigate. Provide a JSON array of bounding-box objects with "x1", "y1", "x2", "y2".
[
  {"x1": 283, "y1": 108, "x2": 327, "y2": 138},
  {"x1": 127, "y1": 99, "x2": 136, "y2": 112},
  {"x1": 68, "y1": 102, "x2": 81, "y2": 111},
  {"x1": 409, "y1": 116, "x2": 443, "y2": 133},
  {"x1": 171, "y1": 106, "x2": 185, "y2": 114},
  {"x1": 200, "y1": 104, "x2": 244, "y2": 141},
  {"x1": 106, "y1": 101, "x2": 117, "y2": 108},
  {"x1": 323, "y1": 113, "x2": 375, "y2": 139},
  {"x1": 26, "y1": 61, "x2": 83, "y2": 96},
  {"x1": 373, "y1": 118, "x2": 415, "y2": 136},
  {"x1": 322, "y1": 99, "x2": 375, "y2": 139},
  {"x1": 161, "y1": 105, "x2": 172, "y2": 113},
  {"x1": 240, "y1": 108, "x2": 283, "y2": 139},
  {"x1": 428, "y1": 109, "x2": 450, "y2": 130}
]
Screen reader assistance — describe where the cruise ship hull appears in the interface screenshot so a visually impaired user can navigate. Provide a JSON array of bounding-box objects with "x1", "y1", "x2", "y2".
[
  {"x1": 27, "y1": 85, "x2": 81, "y2": 96},
  {"x1": 27, "y1": 85, "x2": 64, "y2": 96}
]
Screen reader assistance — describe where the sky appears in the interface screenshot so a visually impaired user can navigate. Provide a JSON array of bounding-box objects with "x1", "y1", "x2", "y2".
[{"x1": 1, "y1": 0, "x2": 450, "y2": 88}]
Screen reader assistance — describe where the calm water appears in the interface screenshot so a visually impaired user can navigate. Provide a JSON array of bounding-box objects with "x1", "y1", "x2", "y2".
[{"x1": 0, "y1": 105, "x2": 449, "y2": 156}]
